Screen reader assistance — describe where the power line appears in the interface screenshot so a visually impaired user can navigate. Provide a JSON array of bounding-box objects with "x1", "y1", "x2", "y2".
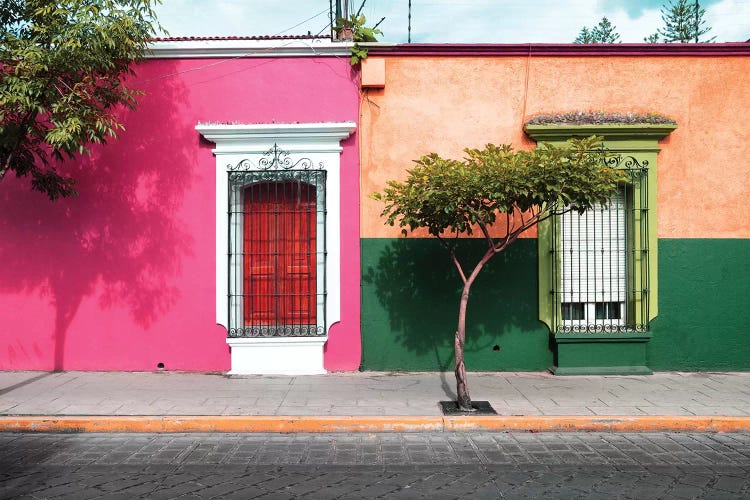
[
  {"x1": 141, "y1": 36, "x2": 346, "y2": 84},
  {"x1": 273, "y1": 8, "x2": 329, "y2": 36},
  {"x1": 142, "y1": 8, "x2": 338, "y2": 84}
]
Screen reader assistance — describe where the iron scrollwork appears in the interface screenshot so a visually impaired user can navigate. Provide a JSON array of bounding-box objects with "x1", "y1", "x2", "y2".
[
  {"x1": 228, "y1": 325, "x2": 326, "y2": 338},
  {"x1": 602, "y1": 155, "x2": 648, "y2": 186},
  {"x1": 557, "y1": 323, "x2": 649, "y2": 334},
  {"x1": 228, "y1": 143, "x2": 324, "y2": 172},
  {"x1": 228, "y1": 169, "x2": 326, "y2": 186}
]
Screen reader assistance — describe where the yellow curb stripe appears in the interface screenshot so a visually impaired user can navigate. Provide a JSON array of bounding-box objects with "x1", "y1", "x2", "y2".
[
  {"x1": 442, "y1": 415, "x2": 750, "y2": 433},
  {"x1": 0, "y1": 416, "x2": 444, "y2": 434},
  {"x1": 1, "y1": 415, "x2": 749, "y2": 433}
]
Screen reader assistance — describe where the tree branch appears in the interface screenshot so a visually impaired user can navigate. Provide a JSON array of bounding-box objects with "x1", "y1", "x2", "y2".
[
  {"x1": 0, "y1": 152, "x2": 12, "y2": 182},
  {"x1": 478, "y1": 222, "x2": 494, "y2": 250},
  {"x1": 0, "y1": 108, "x2": 39, "y2": 182},
  {"x1": 437, "y1": 233, "x2": 467, "y2": 284},
  {"x1": 465, "y1": 246, "x2": 496, "y2": 289}
]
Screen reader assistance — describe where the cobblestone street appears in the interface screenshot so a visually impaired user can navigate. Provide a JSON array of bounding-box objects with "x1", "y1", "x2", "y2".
[{"x1": 2, "y1": 432, "x2": 749, "y2": 498}]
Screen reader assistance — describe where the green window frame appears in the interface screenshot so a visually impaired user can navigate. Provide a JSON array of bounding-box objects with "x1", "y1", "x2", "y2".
[{"x1": 524, "y1": 123, "x2": 676, "y2": 335}]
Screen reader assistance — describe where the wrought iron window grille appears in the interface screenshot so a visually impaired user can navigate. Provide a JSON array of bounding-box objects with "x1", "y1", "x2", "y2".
[
  {"x1": 550, "y1": 156, "x2": 650, "y2": 334},
  {"x1": 227, "y1": 145, "x2": 327, "y2": 338}
]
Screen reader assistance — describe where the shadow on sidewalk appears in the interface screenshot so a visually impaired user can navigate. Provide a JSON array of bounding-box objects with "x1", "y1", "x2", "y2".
[{"x1": 0, "y1": 372, "x2": 55, "y2": 397}]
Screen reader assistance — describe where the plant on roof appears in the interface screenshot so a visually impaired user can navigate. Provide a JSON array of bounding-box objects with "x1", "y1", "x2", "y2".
[
  {"x1": 334, "y1": 13, "x2": 382, "y2": 65},
  {"x1": 371, "y1": 136, "x2": 624, "y2": 411},
  {"x1": 525, "y1": 111, "x2": 676, "y2": 126},
  {"x1": 0, "y1": 0, "x2": 162, "y2": 200}
]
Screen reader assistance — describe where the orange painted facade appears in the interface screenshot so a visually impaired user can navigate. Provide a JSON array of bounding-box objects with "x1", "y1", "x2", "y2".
[{"x1": 360, "y1": 53, "x2": 750, "y2": 239}]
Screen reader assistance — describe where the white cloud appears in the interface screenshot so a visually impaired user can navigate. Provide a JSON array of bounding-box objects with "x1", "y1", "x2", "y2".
[
  {"x1": 153, "y1": 0, "x2": 748, "y2": 43},
  {"x1": 605, "y1": 7, "x2": 663, "y2": 42},
  {"x1": 154, "y1": 0, "x2": 332, "y2": 37},
  {"x1": 706, "y1": 0, "x2": 750, "y2": 41}
]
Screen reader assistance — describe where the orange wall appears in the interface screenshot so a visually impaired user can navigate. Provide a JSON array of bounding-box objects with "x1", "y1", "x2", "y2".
[{"x1": 360, "y1": 55, "x2": 750, "y2": 239}]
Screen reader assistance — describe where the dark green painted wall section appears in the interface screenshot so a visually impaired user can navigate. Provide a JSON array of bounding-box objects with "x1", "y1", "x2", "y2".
[
  {"x1": 360, "y1": 238, "x2": 551, "y2": 371},
  {"x1": 361, "y1": 238, "x2": 750, "y2": 372},
  {"x1": 648, "y1": 239, "x2": 750, "y2": 371}
]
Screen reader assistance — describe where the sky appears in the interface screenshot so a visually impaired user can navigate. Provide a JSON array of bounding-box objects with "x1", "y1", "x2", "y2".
[{"x1": 153, "y1": 0, "x2": 750, "y2": 43}]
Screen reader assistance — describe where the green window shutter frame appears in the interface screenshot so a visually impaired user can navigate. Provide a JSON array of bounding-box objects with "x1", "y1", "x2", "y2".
[{"x1": 524, "y1": 124, "x2": 677, "y2": 333}]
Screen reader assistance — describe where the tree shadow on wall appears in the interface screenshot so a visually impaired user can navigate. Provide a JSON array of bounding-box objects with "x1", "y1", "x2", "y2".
[
  {"x1": 0, "y1": 63, "x2": 195, "y2": 370},
  {"x1": 362, "y1": 238, "x2": 540, "y2": 372}
]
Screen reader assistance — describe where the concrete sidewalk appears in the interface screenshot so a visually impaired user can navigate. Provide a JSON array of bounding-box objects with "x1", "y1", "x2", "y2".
[{"x1": 1, "y1": 371, "x2": 750, "y2": 432}]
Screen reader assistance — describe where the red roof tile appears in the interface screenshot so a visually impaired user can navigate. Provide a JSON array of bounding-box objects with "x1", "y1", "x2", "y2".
[{"x1": 152, "y1": 34, "x2": 330, "y2": 42}]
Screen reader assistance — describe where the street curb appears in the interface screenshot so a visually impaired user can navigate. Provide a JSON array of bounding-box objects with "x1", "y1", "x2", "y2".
[{"x1": 2, "y1": 415, "x2": 750, "y2": 433}]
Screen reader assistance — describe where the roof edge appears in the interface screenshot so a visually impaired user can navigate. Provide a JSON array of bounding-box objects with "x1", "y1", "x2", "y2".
[
  {"x1": 152, "y1": 35, "x2": 330, "y2": 42},
  {"x1": 365, "y1": 42, "x2": 750, "y2": 57},
  {"x1": 146, "y1": 38, "x2": 352, "y2": 59}
]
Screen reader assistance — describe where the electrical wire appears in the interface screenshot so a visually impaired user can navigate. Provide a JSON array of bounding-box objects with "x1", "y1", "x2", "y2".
[
  {"x1": 141, "y1": 8, "x2": 340, "y2": 84},
  {"x1": 273, "y1": 7, "x2": 329, "y2": 36}
]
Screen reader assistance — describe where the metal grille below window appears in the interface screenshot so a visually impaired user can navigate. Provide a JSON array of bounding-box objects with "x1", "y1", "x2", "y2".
[
  {"x1": 551, "y1": 166, "x2": 649, "y2": 333},
  {"x1": 228, "y1": 170, "x2": 326, "y2": 337}
]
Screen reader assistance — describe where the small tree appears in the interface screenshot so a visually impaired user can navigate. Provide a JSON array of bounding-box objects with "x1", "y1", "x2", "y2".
[
  {"x1": 574, "y1": 27, "x2": 596, "y2": 44},
  {"x1": 0, "y1": 0, "x2": 162, "y2": 199},
  {"x1": 574, "y1": 16, "x2": 621, "y2": 43},
  {"x1": 372, "y1": 137, "x2": 624, "y2": 410},
  {"x1": 658, "y1": 0, "x2": 715, "y2": 43}
]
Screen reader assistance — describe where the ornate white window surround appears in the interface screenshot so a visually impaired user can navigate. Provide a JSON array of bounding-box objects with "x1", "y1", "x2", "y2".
[{"x1": 196, "y1": 122, "x2": 356, "y2": 375}]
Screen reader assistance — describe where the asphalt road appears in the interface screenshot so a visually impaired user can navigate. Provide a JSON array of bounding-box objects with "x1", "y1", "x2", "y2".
[{"x1": 1, "y1": 432, "x2": 749, "y2": 499}]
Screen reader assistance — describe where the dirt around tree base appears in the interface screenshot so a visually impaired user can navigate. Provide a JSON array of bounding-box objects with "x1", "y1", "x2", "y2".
[{"x1": 439, "y1": 401, "x2": 497, "y2": 415}]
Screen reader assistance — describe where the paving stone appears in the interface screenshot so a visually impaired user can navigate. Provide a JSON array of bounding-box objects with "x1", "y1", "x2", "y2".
[{"x1": 3, "y1": 433, "x2": 750, "y2": 498}]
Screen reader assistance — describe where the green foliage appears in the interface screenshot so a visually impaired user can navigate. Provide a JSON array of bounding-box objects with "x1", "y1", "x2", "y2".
[
  {"x1": 644, "y1": 32, "x2": 661, "y2": 43},
  {"x1": 371, "y1": 137, "x2": 625, "y2": 239},
  {"x1": 526, "y1": 111, "x2": 676, "y2": 126},
  {"x1": 574, "y1": 27, "x2": 594, "y2": 44},
  {"x1": 658, "y1": 0, "x2": 715, "y2": 43},
  {"x1": 334, "y1": 13, "x2": 382, "y2": 65},
  {"x1": 372, "y1": 137, "x2": 625, "y2": 409},
  {"x1": 0, "y1": 0, "x2": 162, "y2": 199},
  {"x1": 574, "y1": 16, "x2": 621, "y2": 43}
]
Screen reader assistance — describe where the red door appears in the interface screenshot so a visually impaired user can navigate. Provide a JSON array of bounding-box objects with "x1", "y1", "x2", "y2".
[{"x1": 243, "y1": 182, "x2": 316, "y2": 329}]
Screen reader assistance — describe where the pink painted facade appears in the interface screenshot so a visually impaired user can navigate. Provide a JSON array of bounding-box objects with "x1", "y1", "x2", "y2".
[{"x1": 0, "y1": 48, "x2": 361, "y2": 371}]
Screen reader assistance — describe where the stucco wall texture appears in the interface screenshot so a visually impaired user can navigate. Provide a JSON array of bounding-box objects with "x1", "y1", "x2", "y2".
[
  {"x1": 359, "y1": 52, "x2": 750, "y2": 372},
  {"x1": 360, "y1": 55, "x2": 750, "y2": 239},
  {"x1": 0, "y1": 56, "x2": 361, "y2": 371}
]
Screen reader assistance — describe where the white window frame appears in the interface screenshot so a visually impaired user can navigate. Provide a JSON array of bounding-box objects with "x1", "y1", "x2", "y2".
[{"x1": 196, "y1": 122, "x2": 355, "y2": 374}]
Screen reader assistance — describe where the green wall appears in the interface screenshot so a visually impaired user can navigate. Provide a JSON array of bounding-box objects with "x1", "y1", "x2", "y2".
[
  {"x1": 648, "y1": 239, "x2": 750, "y2": 371},
  {"x1": 361, "y1": 237, "x2": 750, "y2": 372},
  {"x1": 361, "y1": 238, "x2": 551, "y2": 371}
]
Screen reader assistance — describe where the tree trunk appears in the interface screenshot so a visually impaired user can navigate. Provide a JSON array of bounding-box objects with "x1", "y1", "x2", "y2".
[
  {"x1": 451, "y1": 245, "x2": 496, "y2": 412},
  {"x1": 0, "y1": 152, "x2": 11, "y2": 183},
  {"x1": 454, "y1": 281, "x2": 473, "y2": 410}
]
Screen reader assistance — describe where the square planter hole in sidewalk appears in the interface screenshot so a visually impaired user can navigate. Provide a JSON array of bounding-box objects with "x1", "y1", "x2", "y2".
[{"x1": 439, "y1": 401, "x2": 497, "y2": 415}]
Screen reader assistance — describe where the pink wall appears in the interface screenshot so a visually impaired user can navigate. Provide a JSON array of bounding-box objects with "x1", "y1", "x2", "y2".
[{"x1": 0, "y1": 56, "x2": 361, "y2": 371}]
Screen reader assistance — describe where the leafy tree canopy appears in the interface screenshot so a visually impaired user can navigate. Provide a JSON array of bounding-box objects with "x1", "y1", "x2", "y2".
[
  {"x1": 574, "y1": 16, "x2": 621, "y2": 43},
  {"x1": 372, "y1": 136, "x2": 624, "y2": 410},
  {"x1": 0, "y1": 0, "x2": 162, "y2": 199},
  {"x1": 375, "y1": 137, "x2": 624, "y2": 240}
]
